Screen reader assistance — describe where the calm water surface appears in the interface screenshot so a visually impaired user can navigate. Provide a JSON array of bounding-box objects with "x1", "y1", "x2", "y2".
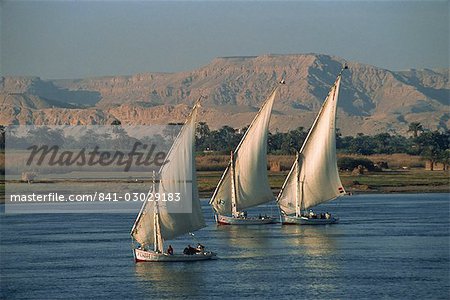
[{"x1": 1, "y1": 193, "x2": 449, "y2": 299}]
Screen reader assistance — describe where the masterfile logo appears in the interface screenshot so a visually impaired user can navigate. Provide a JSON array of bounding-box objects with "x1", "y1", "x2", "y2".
[
  {"x1": 4, "y1": 125, "x2": 193, "y2": 214},
  {"x1": 25, "y1": 141, "x2": 167, "y2": 172}
]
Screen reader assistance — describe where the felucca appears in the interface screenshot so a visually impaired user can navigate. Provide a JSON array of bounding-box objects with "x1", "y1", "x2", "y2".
[
  {"x1": 276, "y1": 67, "x2": 348, "y2": 225},
  {"x1": 131, "y1": 99, "x2": 216, "y2": 261},
  {"x1": 209, "y1": 82, "x2": 284, "y2": 225}
]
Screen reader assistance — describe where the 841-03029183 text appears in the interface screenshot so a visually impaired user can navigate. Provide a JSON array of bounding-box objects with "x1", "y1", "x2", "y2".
[{"x1": 8, "y1": 192, "x2": 182, "y2": 202}]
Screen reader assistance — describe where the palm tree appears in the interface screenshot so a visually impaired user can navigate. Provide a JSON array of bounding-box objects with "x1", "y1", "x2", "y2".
[
  {"x1": 407, "y1": 122, "x2": 423, "y2": 138},
  {"x1": 0, "y1": 125, "x2": 5, "y2": 150}
]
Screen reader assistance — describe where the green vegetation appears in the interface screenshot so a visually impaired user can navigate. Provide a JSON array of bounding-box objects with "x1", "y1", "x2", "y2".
[
  {"x1": 195, "y1": 122, "x2": 449, "y2": 168},
  {"x1": 196, "y1": 169, "x2": 449, "y2": 197},
  {"x1": 0, "y1": 122, "x2": 448, "y2": 201},
  {"x1": 2, "y1": 122, "x2": 447, "y2": 167},
  {"x1": 337, "y1": 157, "x2": 377, "y2": 171},
  {"x1": 413, "y1": 130, "x2": 449, "y2": 170},
  {"x1": 340, "y1": 169, "x2": 449, "y2": 193}
]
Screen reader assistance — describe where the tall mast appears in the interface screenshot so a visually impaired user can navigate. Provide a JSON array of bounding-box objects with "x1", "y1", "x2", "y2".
[
  {"x1": 153, "y1": 210, "x2": 160, "y2": 252},
  {"x1": 295, "y1": 152, "x2": 301, "y2": 217},
  {"x1": 230, "y1": 151, "x2": 238, "y2": 217},
  {"x1": 152, "y1": 170, "x2": 163, "y2": 253}
]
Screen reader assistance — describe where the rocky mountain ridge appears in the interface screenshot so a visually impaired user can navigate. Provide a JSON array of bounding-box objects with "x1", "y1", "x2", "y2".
[{"x1": 1, "y1": 54, "x2": 448, "y2": 135}]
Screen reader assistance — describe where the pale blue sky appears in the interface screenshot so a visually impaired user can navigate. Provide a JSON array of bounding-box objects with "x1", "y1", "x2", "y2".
[{"x1": 1, "y1": 0, "x2": 448, "y2": 79}]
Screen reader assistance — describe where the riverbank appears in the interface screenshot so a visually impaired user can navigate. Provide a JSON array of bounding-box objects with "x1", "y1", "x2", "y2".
[
  {"x1": 0, "y1": 169, "x2": 448, "y2": 203},
  {"x1": 197, "y1": 169, "x2": 449, "y2": 197}
]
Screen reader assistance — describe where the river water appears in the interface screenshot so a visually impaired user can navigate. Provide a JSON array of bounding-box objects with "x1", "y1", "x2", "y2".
[{"x1": 1, "y1": 193, "x2": 449, "y2": 299}]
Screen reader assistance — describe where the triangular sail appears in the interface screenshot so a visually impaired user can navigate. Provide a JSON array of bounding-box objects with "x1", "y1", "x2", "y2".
[
  {"x1": 277, "y1": 70, "x2": 346, "y2": 215},
  {"x1": 210, "y1": 87, "x2": 278, "y2": 215},
  {"x1": 131, "y1": 103, "x2": 205, "y2": 249},
  {"x1": 277, "y1": 155, "x2": 299, "y2": 215}
]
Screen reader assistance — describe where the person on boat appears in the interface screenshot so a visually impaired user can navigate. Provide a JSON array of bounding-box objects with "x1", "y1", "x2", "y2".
[
  {"x1": 325, "y1": 212, "x2": 331, "y2": 219},
  {"x1": 184, "y1": 245, "x2": 196, "y2": 255},
  {"x1": 196, "y1": 243, "x2": 205, "y2": 253},
  {"x1": 238, "y1": 211, "x2": 247, "y2": 219},
  {"x1": 309, "y1": 210, "x2": 316, "y2": 219},
  {"x1": 167, "y1": 245, "x2": 174, "y2": 255}
]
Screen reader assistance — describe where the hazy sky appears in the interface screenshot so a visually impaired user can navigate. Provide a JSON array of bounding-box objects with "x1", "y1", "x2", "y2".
[{"x1": 1, "y1": 0, "x2": 448, "y2": 79}]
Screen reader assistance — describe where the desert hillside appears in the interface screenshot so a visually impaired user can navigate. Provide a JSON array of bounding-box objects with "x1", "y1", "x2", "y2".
[{"x1": 1, "y1": 54, "x2": 448, "y2": 135}]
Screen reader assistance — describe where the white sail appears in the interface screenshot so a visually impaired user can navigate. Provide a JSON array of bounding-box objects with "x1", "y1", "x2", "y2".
[
  {"x1": 210, "y1": 87, "x2": 278, "y2": 215},
  {"x1": 131, "y1": 103, "x2": 205, "y2": 248},
  {"x1": 277, "y1": 71, "x2": 346, "y2": 215},
  {"x1": 277, "y1": 156, "x2": 299, "y2": 215}
]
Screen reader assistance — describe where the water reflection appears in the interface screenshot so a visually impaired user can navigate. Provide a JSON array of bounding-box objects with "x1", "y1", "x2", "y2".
[
  {"x1": 281, "y1": 226, "x2": 337, "y2": 257},
  {"x1": 215, "y1": 225, "x2": 276, "y2": 259},
  {"x1": 135, "y1": 262, "x2": 204, "y2": 297},
  {"x1": 281, "y1": 225, "x2": 340, "y2": 295}
]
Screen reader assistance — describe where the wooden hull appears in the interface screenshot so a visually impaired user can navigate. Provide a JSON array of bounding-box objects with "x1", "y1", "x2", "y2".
[
  {"x1": 281, "y1": 215, "x2": 338, "y2": 225},
  {"x1": 216, "y1": 214, "x2": 276, "y2": 225},
  {"x1": 134, "y1": 248, "x2": 217, "y2": 262}
]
